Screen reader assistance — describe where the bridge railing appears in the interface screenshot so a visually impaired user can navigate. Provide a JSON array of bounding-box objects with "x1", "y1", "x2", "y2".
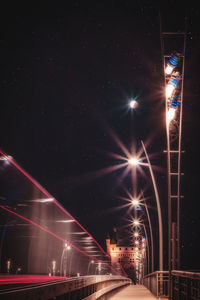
[
  {"x1": 0, "y1": 275, "x2": 131, "y2": 300},
  {"x1": 143, "y1": 270, "x2": 200, "y2": 299},
  {"x1": 172, "y1": 270, "x2": 200, "y2": 300},
  {"x1": 143, "y1": 271, "x2": 169, "y2": 298}
]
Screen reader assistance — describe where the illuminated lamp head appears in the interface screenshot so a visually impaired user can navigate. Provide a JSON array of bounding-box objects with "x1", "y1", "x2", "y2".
[{"x1": 165, "y1": 53, "x2": 180, "y2": 75}]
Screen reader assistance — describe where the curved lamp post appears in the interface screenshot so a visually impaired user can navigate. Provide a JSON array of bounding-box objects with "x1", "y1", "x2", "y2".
[
  {"x1": 87, "y1": 260, "x2": 94, "y2": 275},
  {"x1": 133, "y1": 219, "x2": 150, "y2": 276},
  {"x1": 140, "y1": 141, "x2": 163, "y2": 272},
  {"x1": 132, "y1": 192, "x2": 154, "y2": 273},
  {"x1": 60, "y1": 242, "x2": 71, "y2": 277},
  {"x1": 128, "y1": 141, "x2": 163, "y2": 272}
]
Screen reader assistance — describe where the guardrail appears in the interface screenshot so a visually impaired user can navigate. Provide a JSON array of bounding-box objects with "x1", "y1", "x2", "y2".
[
  {"x1": 143, "y1": 271, "x2": 169, "y2": 298},
  {"x1": 0, "y1": 275, "x2": 131, "y2": 300},
  {"x1": 143, "y1": 270, "x2": 200, "y2": 299},
  {"x1": 172, "y1": 270, "x2": 200, "y2": 300}
]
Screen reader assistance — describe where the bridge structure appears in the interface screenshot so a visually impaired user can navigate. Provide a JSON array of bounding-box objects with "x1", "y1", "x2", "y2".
[
  {"x1": 0, "y1": 146, "x2": 199, "y2": 300},
  {"x1": 0, "y1": 26, "x2": 200, "y2": 300}
]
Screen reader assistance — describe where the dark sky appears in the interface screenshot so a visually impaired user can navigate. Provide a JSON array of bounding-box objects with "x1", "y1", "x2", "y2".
[{"x1": 0, "y1": 1, "x2": 200, "y2": 271}]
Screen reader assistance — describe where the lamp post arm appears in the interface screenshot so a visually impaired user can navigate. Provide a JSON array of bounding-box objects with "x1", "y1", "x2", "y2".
[
  {"x1": 142, "y1": 223, "x2": 150, "y2": 275},
  {"x1": 141, "y1": 194, "x2": 154, "y2": 273}
]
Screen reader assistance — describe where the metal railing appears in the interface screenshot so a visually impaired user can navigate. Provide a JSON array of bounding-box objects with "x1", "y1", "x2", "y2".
[
  {"x1": 144, "y1": 270, "x2": 200, "y2": 299},
  {"x1": 0, "y1": 275, "x2": 131, "y2": 300},
  {"x1": 143, "y1": 271, "x2": 169, "y2": 298},
  {"x1": 172, "y1": 270, "x2": 200, "y2": 300}
]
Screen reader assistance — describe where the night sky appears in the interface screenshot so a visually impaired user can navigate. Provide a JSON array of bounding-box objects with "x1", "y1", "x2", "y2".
[{"x1": 1, "y1": 1, "x2": 200, "y2": 271}]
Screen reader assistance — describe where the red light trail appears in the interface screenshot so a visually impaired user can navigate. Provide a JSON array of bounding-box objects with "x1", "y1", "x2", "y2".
[{"x1": 0, "y1": 149, "x2": 128, "y2": 277}]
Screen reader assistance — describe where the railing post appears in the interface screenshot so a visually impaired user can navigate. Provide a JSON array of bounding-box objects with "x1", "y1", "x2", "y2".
[
  {"x1": 187, "y1": 278, "x2": 191, "y2": 300},
  {"x1": 156, "y1": 272, "x2": 158, "y2": 297}
]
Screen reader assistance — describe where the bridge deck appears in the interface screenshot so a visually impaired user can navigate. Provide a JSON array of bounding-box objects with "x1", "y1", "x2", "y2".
[{"x1": 108, "y1": 284, "x2": 157, "y2": 299}]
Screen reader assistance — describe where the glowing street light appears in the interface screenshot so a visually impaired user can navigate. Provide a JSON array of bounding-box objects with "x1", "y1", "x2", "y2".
[
  {"x1": 128, "y1": 157, "x2": 139, "y2": 166},
  {"x1": 52, "y1": 260, "x2": 56, "y2": 276},
  {"x1": 133, "y1": 219, "x2": 140, "y2": 226},
  {"x1": 140, "y1": 141, "x2": 163, "y2": 272},
  {"x1": 132, "y1": 198, "x2": 139, "y2": 206},
  {"x1": 64, "y1": 242, "x2": 71, "y2": 250},
  {"x1": 134, "y1": 232, "x2": 139, "y2": 237},
  {"x1": 60, "y1": 243, "x2": 71, "y2": 277},
  {"x1": 129, "y1": 142, "x2": 163, "y2": 272},
  {"x1": 87, "y1": 260, "x2": 94, "y2": 275}
]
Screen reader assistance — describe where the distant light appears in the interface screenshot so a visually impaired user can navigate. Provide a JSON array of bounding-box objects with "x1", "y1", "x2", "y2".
[
  {"x1": 64, "y1": 243, "x2": 71, "y2": 250},
  {"x1": 134, "y1": 232, "x2": 139, "y2": 237},
  {"x1": 0, "y1": 155, "x2": 13, "y2": 161},
  {"x1": 135, "y1": 241, "x2": 139, "y2": 245},
  {"x1": 128, "y1": 158, "x2": 139, "y2": 166},
  {"x1": 0, "y1": 155, "x2": 13, "y2": 166},
  {"x1": 133, "y1": 220, "x2": 140, "y2": 226},
  {"x1": 32, "y1": 198, "x2": 54, "y2": 203},
  {"x1": 129, "y1": 99, "x2": 138, "y2": 109},
  {"x1": 56, "y1": 220, "x2": 75, "y2": 223}
]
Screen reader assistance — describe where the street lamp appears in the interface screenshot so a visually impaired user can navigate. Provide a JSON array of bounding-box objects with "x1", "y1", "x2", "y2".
[
  {"x1": 131, "y1": 193, "x2": 154, "y2": 272},
  {"x1": 132, "y1": 198, "x2": 139, "y2": 206},
  {"x1": 133, "y1": 219, "x2": 140, "y2": 226},
  {"x1": 6, "y1": 259, "x2": 11, "y2": 274},
  {"x1": 87, "y1": 260, "x2": 94, "y2": 275},
  {"x1": 60, "y1": 242, "x2": 71, "y2": 277},
  {"x1": 52, "y1": 260, "x2": 56, "y2": 276},
  {"x1": 133, "y1": 219, "x2": 150, "y2": 276},
  {"x1": 140, "y1": 141, "x2": 163, "y2": 273},
  {"x1": 128, "y1": 141, "x2": 163, "y2": 273},
  {"x1": 128, "y1": 157, "x2": 140, "y2": 166}
]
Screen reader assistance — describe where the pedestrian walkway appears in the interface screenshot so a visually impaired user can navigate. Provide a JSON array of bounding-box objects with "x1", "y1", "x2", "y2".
[{"x1": 108, "y1": 284, "x2": 158, "y2": 299}]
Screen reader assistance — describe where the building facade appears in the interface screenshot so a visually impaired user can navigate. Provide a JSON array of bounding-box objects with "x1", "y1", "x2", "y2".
[{"x1": 106, "y1": 229, "x2": 146, "y2": 282}]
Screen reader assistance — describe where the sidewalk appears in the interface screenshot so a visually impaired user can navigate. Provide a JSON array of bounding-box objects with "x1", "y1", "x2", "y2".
[{"x1": 108, "y1": 284, "x2": 158, "y2": 299}]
